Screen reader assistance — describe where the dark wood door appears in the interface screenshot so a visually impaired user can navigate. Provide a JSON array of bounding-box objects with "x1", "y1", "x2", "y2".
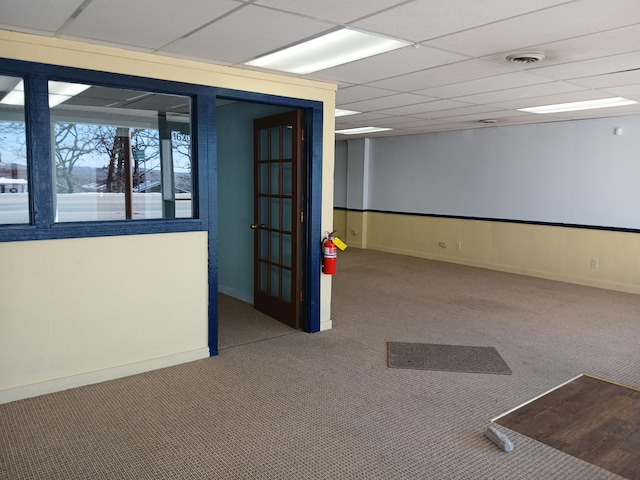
[{"x1": 253, "y1": 110, "x2": 304, "y2": 328}]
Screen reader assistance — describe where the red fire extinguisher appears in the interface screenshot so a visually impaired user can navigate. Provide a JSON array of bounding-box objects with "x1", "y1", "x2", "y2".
[{"x1": 322, "y1": 231, "x2": 337, "y2": 275}]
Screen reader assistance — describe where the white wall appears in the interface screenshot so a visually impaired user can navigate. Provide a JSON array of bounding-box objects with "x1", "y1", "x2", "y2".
[{"x1": 365, "y1": 115, "x2": 640, "y2": 229}]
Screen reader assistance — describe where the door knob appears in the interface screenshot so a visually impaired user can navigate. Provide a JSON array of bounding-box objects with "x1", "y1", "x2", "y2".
[{"x1": 250, "y1": 223, "x2": 266, "y2": 230}]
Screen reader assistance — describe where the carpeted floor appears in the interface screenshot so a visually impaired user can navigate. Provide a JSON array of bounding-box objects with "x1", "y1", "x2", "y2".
[{"x1": 2, "y1": 248, "x2": 640, "y2": 479}]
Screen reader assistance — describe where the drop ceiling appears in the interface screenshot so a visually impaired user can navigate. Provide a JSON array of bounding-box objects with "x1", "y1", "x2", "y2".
[{"x1": 1, "y1": 0, "x2": 640, "y2": 138}]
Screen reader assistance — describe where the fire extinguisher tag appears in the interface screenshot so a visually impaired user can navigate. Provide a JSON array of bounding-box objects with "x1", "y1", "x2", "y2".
[{"x1": 333, "y1": 236, "x2": 347, "y2": 251}]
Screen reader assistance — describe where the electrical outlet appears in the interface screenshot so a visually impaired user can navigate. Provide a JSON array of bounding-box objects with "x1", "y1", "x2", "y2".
[
  {"x1": 439, "y1": 241, "x2": 447, "y2": 248},
  {"x1": 456, "y1": 242, "x2": 462, "y2": 250},
  {"x1": 351, "y1": 229, "x2": 358, "y2": 236},
  {"x1": 591, "y1": 258, "x2": 599, "y2": 268}
]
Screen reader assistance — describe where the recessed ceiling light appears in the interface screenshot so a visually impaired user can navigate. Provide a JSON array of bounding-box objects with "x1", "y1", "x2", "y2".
[
  {"x1": 335, "y1": 126, "x2": 393, "y2": 135},
  {"x1": 335, "y1": 108, "x2": 360, "y2": 117},
  {"x1": 518, "y1": 97, "x2": 638, "y2": 114},
  {"x1": 245, "y1": 28, "x2": 411, "y2": 74}
]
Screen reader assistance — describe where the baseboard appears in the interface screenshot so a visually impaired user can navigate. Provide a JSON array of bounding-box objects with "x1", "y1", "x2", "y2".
[
  {"x1": 0, "y1": 347, "x2": 210, "y2": 405},
  {"x1": 320, "y1": 319, "x2": 333, "y2": 331}
]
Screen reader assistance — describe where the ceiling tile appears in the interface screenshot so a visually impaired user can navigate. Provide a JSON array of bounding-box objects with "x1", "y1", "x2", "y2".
[
  {"x1": 426, "y1": 0, "x2": 640, "y2": 57},
  {"x1": 350, "y1": 0, "x2": 570, "y2": 43},
  {"x1": 568, "y1": 70, "x2": 640, "y2": 89},
  {"x1": 414, "y1": 72, "x2": 549, "y2": 99},
  {"x1": 368, "y1": 60, "x2": 511, "y2": 92},
  {"x1": 419, "y1": 104, "x2": 509, "y2": 120},
  {"x1": 491, "y1": 90, "x2": 615, "y2": 110},
  {"x1": 336, "y1": 85, "x2": 397, "y2": 105},
  {"x1": 62, "y1": 0, "x2": 241, "y2": 50},
  {"x1": 454, "y1": 81, "x2": 586, "y2": 105},
  {"x1": 482, "y1": 24, "x2": 640, "y2": 68},
  {"x1": 0, "y1": 0, "x2": 84, "y2": 34},
  {"x1": 311, "y1": 45, "x2": 469, "y2": 84},
  {"x1": 162, "y1": 4, "x2": 331, "y2": 64},
  {"x1": 340, "y1": 93, "x2": 438, "y2": 112},
  {"x1": 254, "y1": 0, "x2": 404, "y2": 24},
  {"x1": 528, "y1": 51, "x2": 640, "y2": 81},
  {"x1": 376, "y1": 99, "x2": 472, "y2": 117}
]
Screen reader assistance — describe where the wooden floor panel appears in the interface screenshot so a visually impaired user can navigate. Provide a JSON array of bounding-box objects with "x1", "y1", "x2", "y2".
[{"x1": 496, "y1": 375, "x2": 640, "y2": 480}]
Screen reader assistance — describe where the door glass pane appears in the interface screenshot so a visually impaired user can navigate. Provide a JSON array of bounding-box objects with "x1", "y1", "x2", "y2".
[
  {"x1": 283, "y1": 125, "x2": 292, "y2": 159},
  {"x1": 270, "y1": 127, "x2": 280, "y2": 159},
  {"x1": 270, "y1": 198, "x2": 280, "y2": 229},
  {"x1": 260, "y1": 230, "x2": 268, "y2": 260},
  {"x1": 282, "y1": 198, "x2": 292, "y2": 232},
  {"x1": 270, "y1": 231, "x2": 280, "y2": 263},
  {"x1": 260, "y1": 196, "x2": 269, "y2": 225},
  {"x1": 260, "y1": 163, "x2": 268, "y2": 194},
  {"x1": 270, "y1": 162, "x2": 280, "y2": 194},
  {"x1": 282, "y1": 162, "x2": 292, "y2": 196},
  {"x1": 0, "y1": 75, "x2": 29, "y2": 225},
  {"x1": 260, "y1": 262, "x2": 268, "y2": 293},
  {"x1": 270, "y1": 265, "x2": 279, "y2": 297},
  {"x1": 260, "y1": 129, "x2": 269, "y2": 161},
  {"x1": 282, "y1": 268, "x2": 292, "y2": 302},
  {"x1": 282, "y1": 233, "x2": 292, "y2": 267}
]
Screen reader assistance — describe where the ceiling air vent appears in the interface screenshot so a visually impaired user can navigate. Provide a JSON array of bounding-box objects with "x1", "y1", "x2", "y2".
[{"x1": 505, "y1": 52, "x2": 545, "y2": 64}]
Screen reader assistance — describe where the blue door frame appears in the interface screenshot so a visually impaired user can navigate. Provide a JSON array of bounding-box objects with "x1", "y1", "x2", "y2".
[{"x1": 207, "y1": 89, "x2": 324, "y2": 356}]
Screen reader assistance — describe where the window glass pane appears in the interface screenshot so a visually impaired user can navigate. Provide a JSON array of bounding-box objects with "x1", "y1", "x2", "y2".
[
  {"x1": 50, "y1": 82, "x2": 193, "y2": 222},
  {"x1": 0, "y1": 75, "x2": 29, "y2": 225}
]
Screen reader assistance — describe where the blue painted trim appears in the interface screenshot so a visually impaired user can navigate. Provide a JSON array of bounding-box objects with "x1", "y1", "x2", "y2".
[
  {"x1": 197, "y1": 95, "x2": 219, "y2": 356},
  {"x1": 0, "y1": 57, "x2": 210, "y2": 243},
  {"x1": 26, "y1": 75, "x2": 54, "y2": 229},
  {"x1": 304, "y1": 104, "x2": 324, "y2": 333},
  {"x1": 216, "y1": 87, "x2": 324, "y2": 333}
]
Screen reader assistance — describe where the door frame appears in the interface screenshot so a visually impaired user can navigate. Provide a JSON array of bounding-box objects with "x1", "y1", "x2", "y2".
[{"x1": 208, "y1": 89, "x2": 323, "y2": 355}]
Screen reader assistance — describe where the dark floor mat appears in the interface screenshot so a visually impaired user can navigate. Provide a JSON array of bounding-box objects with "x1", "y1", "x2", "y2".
[{"x1": 387, "y1": 342, "x2": 511, "y2": 375}]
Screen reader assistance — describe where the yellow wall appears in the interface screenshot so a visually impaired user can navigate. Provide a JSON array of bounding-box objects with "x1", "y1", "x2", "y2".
[
  {"x1": 0, "y1": 232, "x2": 209, "y2": 403},
  {"x1": 338, "y1": 210, "x2": 640, "y2": 295},
  {"x1": 0, "y1": 31, "x2": 336, "y2": 402}
]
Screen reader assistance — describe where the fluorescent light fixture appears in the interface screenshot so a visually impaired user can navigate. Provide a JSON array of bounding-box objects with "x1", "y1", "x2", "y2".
[
  {"x1": 335, "y1": 108, "x2": 361, "y2": 117},
  {"x1": 0, "y1": 80, "x2": 91, "y2": 107},
  {"x1": 335, "y1": 126, "x2": 393, "y2": 135},
  {"x1": 518, "y1": 97, "x2": 638, "y2": 114},
  {"x1": 245, "y1": 28, "x2": 411, "y2": 74}
]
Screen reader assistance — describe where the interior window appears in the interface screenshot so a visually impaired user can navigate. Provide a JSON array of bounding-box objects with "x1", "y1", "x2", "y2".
[
  {"x1": 0, "y1": 75, "x2": 29, "y2": 225},
  {"x1": 50, "y1": 82, "x2": 193, "y2": 222}
]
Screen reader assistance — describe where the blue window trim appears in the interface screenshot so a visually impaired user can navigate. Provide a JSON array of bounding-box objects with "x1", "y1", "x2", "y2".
[{"x1": 0, "y1": 58, "x2": 213, "y2": 243}]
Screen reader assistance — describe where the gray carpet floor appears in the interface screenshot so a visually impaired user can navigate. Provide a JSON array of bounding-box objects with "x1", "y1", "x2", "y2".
[{"x1": 2, "y1": 248, "x2": 640, "y2": 479}]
